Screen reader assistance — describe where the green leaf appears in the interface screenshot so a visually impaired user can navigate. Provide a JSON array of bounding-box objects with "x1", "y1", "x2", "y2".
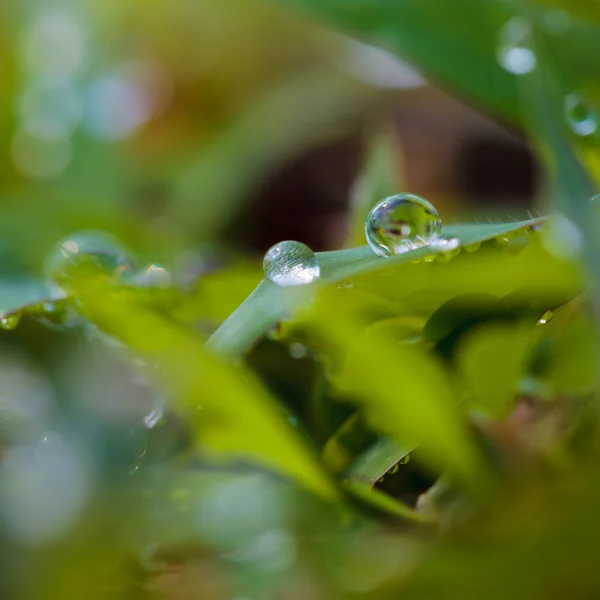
[
  {"x1": 317, "y1": 297, "x2": 486, "y2": 487},
  {"x1": 66, "y1": 277, "x2": 340, "y2": 502},
  {"x1": 456, "y1": 322, "x2": 531, "y2": 417},
  {"x1": 274, "y1": 0, "x2": 522, "y2": 121},
  {"x1": 344, "y1": 480, "x2": 429, "y2": 523},
  {"x1": 347, "y1": 129, "x2": 404, "y2": 247},
  {"x1": 346, "y1": 438, "x2": 413, "y2": 485},
  {"x1": 208, "y1": 217, "x2": 584, "y2": 357}
]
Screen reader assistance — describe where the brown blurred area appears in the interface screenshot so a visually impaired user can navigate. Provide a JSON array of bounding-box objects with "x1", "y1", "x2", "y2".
[
  {"x1": 236, "y1": 85, "x2": 539, "y2": 253},
  {"x1": 1, "y1": 0, "x2": 540, "y2": 262}
]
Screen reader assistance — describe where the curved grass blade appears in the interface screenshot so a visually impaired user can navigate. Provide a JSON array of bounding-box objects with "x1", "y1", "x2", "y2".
[
  {"x1": 66, "y1": 276, "x2": 340, "y2": 502},
  {"x1": 208, "y1": 218, "x2": 552, "y2": 356}
]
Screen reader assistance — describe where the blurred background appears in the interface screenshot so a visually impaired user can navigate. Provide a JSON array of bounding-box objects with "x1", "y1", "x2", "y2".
[
  {"x1": 0, "y1": 1, "x2": 566, "y2": 599},
  {"x1": 0, "y1": 0, "x2": 538, "y2": 268}
]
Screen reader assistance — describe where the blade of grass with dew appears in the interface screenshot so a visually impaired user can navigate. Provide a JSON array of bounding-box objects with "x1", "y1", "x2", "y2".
[{"x1": 208, "y1": 216, "x2": 585, "y2": 357}]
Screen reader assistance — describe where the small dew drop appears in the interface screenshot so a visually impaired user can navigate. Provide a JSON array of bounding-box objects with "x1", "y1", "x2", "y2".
[
  {"x1": 541, "y1": 214, "x2": 584, "y2": 259},
  {"x1": 42, "y1": 302, "x2": 56, "y2": 315},
  {"x1": 365, "y1": 193, "x2": 442, "y2": 258},
  {"x1": 135, "y1": 264, "x2": 172, "y2": 288},
  {"x1": 538, "y1": 310, "x2": 554, "y2": 325},
  {"x1": 143, "y1": 405, "x2": 163, "y2": 429},
  {"x1": 46, "y1": 231, "x2": 133, "y2": 288},
  {"x1": 435, "y1": 248, "x2": 461, "y2": 264},
  {"x1": 263, "y1": 241, "x2": 320, "y2": 287},
  {"x1": 564, "y1": 95, "x2": 598, "y2": 137},
  {"x1": 289, "y1": 343, "x2": 308, "y2": 360},
  {"x1": 389, "y1": 463, "x2": 400, "y2": 475},
  {"x1": 497, "y1": 18, "x2": 536, "y2": 75},
  {"x1": 463, "y1": 241, "x2": 482, "y2": 253},
  {"x1": 0, "y1": 314, "x2": 21, "y2": 331},
  {"x1": 399, "y1": 454, "x2": 411, "y2": 465},
  {"x1": 430, "y1": 236, "x2": 460, "y2": 253}
]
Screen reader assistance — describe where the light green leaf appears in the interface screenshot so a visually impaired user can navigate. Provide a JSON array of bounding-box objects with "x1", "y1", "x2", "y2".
[
  {"x1": 67, "y1": 277, "x2": 340, "y2": 502},
  {"x1": 209, "y1": 217, "x2": 585, "y2": 357},
  {"x1": 457, "y1": 322, "x2": 530, "y2": 417}
]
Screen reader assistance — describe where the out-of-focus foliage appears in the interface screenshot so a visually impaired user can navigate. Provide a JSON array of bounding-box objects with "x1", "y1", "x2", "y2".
[{"x1": 1, "y1": 0, "x2": 600, "y2": 599}]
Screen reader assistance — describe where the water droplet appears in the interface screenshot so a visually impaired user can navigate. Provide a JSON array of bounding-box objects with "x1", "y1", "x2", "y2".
[
  {"x1": 497, "y1": 18, "x2": 536, "y2": 75},
  {"x1": 365, "y1": 193, "x2": 442, "y2": 257},
  {"x1": 430, "y1": 236, "x2": 460, "y2": 253},
  {"x1": 538, "y1": 310, "x2": 554, "y2": 325},
  {"x1": 143, "y1": 405, "x2": 163, "y2": 429},
  {"x1": 135, "y1": 264, "x2": 172, "y2": 288},
  {"x1": 564, "y1": 95, "x2": 598, "y2": 137},
  {"x1": 289, "y1": 342, "x2": 307, "y2": 359},
  {"x1": 42, "y1": 302, "x2": 55, "y2": 314},
  {"x1": 389, "y1": 463, "x2": 400, "y2": 475},
  {"x1": 0, "y1": 314, "x2": 21, "y2": 331},
  {"x1": 435, "y1": 247, "x2": 461, "y2": 263},
  {"x1": 263, "y1": 241, "x2": 320, "y2": 286},
  {"x1": 541, "y1": 214, "x2": 584, "y2": 259},
  {"x1": 46, "y1": 231, "x2": 133, "y2": 288},
  {"x1": 2, "y1": 433, "x2": 92, "y2": 544},
  {"x1": 463, "y1": 241, "x2": 482, "y2": 253},
  {"x1": 399, "y1": 454, "x2": 411, "y2": 465}
]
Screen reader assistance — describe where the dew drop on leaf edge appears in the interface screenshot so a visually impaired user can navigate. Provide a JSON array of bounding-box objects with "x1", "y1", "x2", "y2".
[
  {"x1": 0, "y1": 313, "x2": 21, "y2": 331},
  {"x1": 263, "y1": 241, "x2": 320, "y2": 287},
  {"x1": 46, "y1": 231, "x2": 133, "y2": 287},
  {"x1": 565, "y1": 95, "x2": 598, "y2": 137},
  {"x1": 497, "y1": 17, "x2": 536, "y2": 76},
  {"x1": 365, "y1": 193, "x2": 442, "y2": 258}
]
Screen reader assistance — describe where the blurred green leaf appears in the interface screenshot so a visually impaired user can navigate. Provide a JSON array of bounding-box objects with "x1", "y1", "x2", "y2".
[
  {"x1": 348, "y1": 128, "x2": 403, "y2": 247},
  {"x1": 209, "y1": 217, "x2": 585, "y2": 357},
  {"x1": 347, "y1": 438, "x2": 413, "y2": 485},
  {"x1": 344, "y1": 480, "x2": 428, "y2": 523},
  {"x1": 274, "y1": 0, "x2": 522, "y2": 121},
  {"x1": 314, "y1": 293, "x2": 487, "y2": 488},
  {"x1": 67, "y1": 276, "x2": 340, "y2": 502},
  {"x1": 457, "y1": 322, "x2": 530, "y2": 417}
]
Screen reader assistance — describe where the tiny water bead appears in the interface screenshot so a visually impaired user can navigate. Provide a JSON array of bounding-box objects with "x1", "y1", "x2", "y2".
[
  {"x1": 564, "y1": 95, "x2": 598, "y2": 137},
  {"x1": 47, "y1": 231, "x2": 133, "y2": 288},
  {"x1": 135, "y1": 264, "x2": 172, "y2": 288},
  {"x1": 263, "y1": 241, "x2": 320, "y2": 287},
  {"x1": 538, "y1": 310, "x2": 554, "y2": 325},
  {"x1": 463, "y1": 241, "x2": 482, "y2": 253},
  {"x1": 0, "y1": 314, "x2": 21, "y2": 331},
  {"x1": 497, "y1": 17, "x2": 536, "y2": 76},
  {"x1": 365, "y1": 193, "x2": 442, "y2": 257},
  {"x1": 429, "y1": 236, "x2": 460, "y2": 253}
]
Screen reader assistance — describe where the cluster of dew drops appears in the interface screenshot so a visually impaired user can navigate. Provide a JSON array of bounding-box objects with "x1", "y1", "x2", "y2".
[
  {"x1": 497, "y1": 13, "x2": 598, "y2": 138},
  {"x1": 263, "y1": 193, "x2": 461, "y2": 287}
]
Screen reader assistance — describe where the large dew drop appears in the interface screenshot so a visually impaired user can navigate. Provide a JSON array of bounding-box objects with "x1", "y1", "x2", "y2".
[
  {"x1": 497, "y1": 18, "x2": 536, "y2": 75},
  {"x1": 564, "y1": 95, "x2": 598, "y2": 137},
  {"x1": 365, "y1": 193, "x2": 442, "y2": 257},
  {"x1": 46, "y1": 231, "x2": 133, "y2": 290},
  {"x1": 263, "y1": 241, "x2": 320, "y2": 286}
]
